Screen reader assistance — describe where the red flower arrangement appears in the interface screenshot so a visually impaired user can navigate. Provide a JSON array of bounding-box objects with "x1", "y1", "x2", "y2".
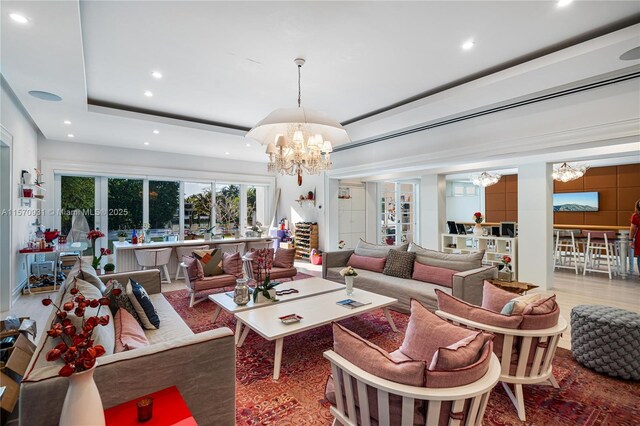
[
  {"x1": 502, "y1": 256, "x2": 512, "y2": 270},
  {"x1": 473, "y1": 212, "x2": 484, "y2": 224},
  {"x1": 41, "y1": 278, "x2": 112, "y2": 376},
  {"x1": 87, "y1": 230, "x2": 109, "y2": 270}
]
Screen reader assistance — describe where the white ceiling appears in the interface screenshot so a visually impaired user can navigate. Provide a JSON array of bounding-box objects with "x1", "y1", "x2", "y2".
[{"x1": 1, "y1": 1, "x2": 639, "y2": 163}]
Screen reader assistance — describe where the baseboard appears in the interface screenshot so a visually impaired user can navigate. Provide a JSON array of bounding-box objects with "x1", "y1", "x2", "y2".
[{"x1": 12, "y1": 279, "x2": 26, "y2": 304}]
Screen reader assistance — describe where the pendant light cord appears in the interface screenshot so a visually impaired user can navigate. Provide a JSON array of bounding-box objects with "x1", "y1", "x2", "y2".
[{"x1": 297, "y1": 64, "x2": 302, "y2": 108}]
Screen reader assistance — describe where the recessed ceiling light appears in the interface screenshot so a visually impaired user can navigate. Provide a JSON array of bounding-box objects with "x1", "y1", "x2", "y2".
[
  {"x1": 151, "y1": 71, "x2": 163, "y2": 79},
  {"x1": 63, "y1": 120, "x2": 72, "y2": 125},
  {"x1": 557, "y1": 0, "x2": 573, "y2": 7},
  {"x1": 246, "y1": 143, "x2": 251, "y2": 147},
  {"x1": 144, "y1": 90, "x2": 153, "y2": 97},
  {"x1": 67, "y1": 134, "x2": 74, "y2": 138},
  {"x1": 28, "y1": 90, "x2": 62, "y2": 101},
  {"x1": 225, "y1": 152, "x2": 230, "y2": 155},
  {"x1": 9, "y1": 13, "x2": 29, "y2": 24},
  {"x1": 462, "y1": 40, "x2": 475, "y2": 50},
  {"x1": 144, "y1": 142, "x2": 150, "y2": 146},
  {"x1": 153, "y1": 129, "x2": 160, "y2": 134}
]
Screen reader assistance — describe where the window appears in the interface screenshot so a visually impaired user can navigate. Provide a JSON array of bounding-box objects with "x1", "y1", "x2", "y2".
[
  {"x1": 108, "y1": 178, "x2": 143, "y2": 249},
  {"x1": 216, "y1": 184, "x2": 240, "y2": 234},
  {"x1": 184, "y1": 182, "x2": 213, "y2": 240},
  {"x1": 60, "y1": 176, "x2": 95, "y2": 255},
  {"x1": 149, "y1": 180, "x2": 180, "y2": 241},
  {"x1": 54, "y1": 174, "x2": 270, "y2": 244},
  {"x1": 246, "y1": 185, "x2": 267, "y2": 228}
]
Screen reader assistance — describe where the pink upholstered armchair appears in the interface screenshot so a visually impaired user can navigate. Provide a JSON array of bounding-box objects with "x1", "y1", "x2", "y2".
[
  {"x1": 181, "y1": 252, "x2": 244, "y2": 308},
  {"x1": 243, "y1": 247, "x2": 297, "y2": 282},
  {"x1": 435, "y1": 283, "x2": 567, "y2": 421}
]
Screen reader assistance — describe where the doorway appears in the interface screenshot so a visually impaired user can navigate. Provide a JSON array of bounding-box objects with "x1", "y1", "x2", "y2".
[{"x1": 0, "y1": 129, "x2": 13, "y2": 311}]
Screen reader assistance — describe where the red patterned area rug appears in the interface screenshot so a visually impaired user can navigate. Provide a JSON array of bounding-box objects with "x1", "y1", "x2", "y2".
[{"x1": 164, "y1": 284, "x2": 640, "y2": 426}]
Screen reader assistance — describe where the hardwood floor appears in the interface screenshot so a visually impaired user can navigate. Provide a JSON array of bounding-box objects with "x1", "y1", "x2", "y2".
[{"x1": 3, "y1": 263, "x2": 637, "y2": 351}]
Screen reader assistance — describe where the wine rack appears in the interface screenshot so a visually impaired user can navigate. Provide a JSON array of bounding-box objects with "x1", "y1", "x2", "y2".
[{"x1": 294, "y1": 222, "x2": 318, "y2": 260}]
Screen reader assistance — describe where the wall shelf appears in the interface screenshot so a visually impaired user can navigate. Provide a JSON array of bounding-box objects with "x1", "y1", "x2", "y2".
[
  {"x1": 295, "y1": 198, "x2": 316, "y2": 207},
  {"x1": 18, "y1": 183, "x2": 46, "y2": 207}
]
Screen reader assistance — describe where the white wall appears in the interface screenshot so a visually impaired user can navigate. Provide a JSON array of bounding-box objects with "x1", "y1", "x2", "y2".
[
  {"x1": 1, "y1": 77, "x2": 39, "y2": 303},
  {"x1": 276, "y1": 173, "x2": 326, "y2": 250}
]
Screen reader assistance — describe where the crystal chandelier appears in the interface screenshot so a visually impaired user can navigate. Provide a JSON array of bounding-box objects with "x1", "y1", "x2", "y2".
[
  {"x1": 552, "y1": 162, "x2": 588, "y2": 182},
  {"x1": 246, "y1": 58, "x2": 349, "y2": 185},
  {"x1": 472, "y1": 172, "x2": 502, "y2": 187}
]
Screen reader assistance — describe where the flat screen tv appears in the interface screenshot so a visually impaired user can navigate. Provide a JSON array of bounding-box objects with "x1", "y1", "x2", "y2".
[{"x1": 553, "y1": 192, "x2": 599, "y2": 212}]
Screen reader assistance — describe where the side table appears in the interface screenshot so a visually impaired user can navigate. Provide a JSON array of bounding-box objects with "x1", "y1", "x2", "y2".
[
  {"x1": 488, "y1": 279, "x2": 538, "y2": 295},
  {"x1": 104, "y1": 386, "x2": 196, "y2": 425}
]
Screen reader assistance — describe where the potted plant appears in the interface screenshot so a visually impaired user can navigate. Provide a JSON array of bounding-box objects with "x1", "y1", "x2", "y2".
[
  {"x1": 473, "y1": 212, "x2": 484, "y2": 236},
  {"x1": 339, "y1": 266, "x2": 358, "y2": 295},
  {"x1": 499, "y1": 256, "x2": 513, "y2": 282},
  {"x1": 252, "y1": 249, "x2": 280, "y2": 303},
  {"x1": 103, "y1": 263, "x2": 115, "y2": 274},
  {"x1": 87, "y1": 230, "x2": 109, "y2": 272},
  {"x1": 204, "y1": 226, "x2": 215, "y2": 241},
  {"x1": 117, "y1": 230, "x2": 127, "y2": 243}
]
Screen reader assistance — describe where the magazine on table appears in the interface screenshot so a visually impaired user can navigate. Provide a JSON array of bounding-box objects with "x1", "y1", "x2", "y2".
[{"x1": 336, "y1": 299, "x2": 371, "y2": 309}]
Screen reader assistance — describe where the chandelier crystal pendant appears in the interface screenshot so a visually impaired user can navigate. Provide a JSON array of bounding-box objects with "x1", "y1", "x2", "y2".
[
  {"x1": 472, "y1": 171, "x2": 502, "y2": 187},
  {"x1": 247, "y1": 58, "x2": 350, "y2": 185},
  {"x1": 552, "y1": 162, "x2": 588, "y2": 183}
]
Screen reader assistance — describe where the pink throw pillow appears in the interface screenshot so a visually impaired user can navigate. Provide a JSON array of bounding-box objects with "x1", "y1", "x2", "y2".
[
  {"x1": 114, "y1": 309, "x2": 149, "y2": 352},
  {"x1": 347, "y1": 254, "x2": 386, "y2": 273},
  {"x1": 182, "y1": 255, "x2": 203, "y2": 281},
  {"x1": 436, "y1": 289, "x2": 523, "y2": 329},
  {"x1": 222, "y1": 252, "x2": 243, "y2": 277},
  {"x1": 399, "y1": 299, "x2": 476, "y2": 362},
  {"x1": 523, "y1": 294, "x2": 556, "y2": 315},
  {"x1": 425, "y1": 340, "x2": 493, "y2": 388},
  {"x1": 429, "y1": 332, "x2": 491, "y2": 371},
  {"x1": 412, "y1": 262, "x2": 456, "y2": 288},
  {"x1": 481, "y1": 280, "x2": 516, "y2": 312},
  {"x1": 333, "y1": 322, "x2": 425, "y2": 386},
  {"x1": 273, "y1": 248, "x2": 296, "y2": 268}
]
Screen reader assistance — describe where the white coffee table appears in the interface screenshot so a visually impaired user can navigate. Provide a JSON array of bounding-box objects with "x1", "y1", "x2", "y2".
[
  {"x1": 234, "y1": 288, "x2": 398, "y2": 380},
  {"x1": 208, "y1": 277, "x2": 344, "y2": 343}
]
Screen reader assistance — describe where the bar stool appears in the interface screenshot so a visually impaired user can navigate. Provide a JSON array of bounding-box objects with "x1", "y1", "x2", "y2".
[
  {"x1": 583, "y1": 232, "x2": 616, "y2": 280},
  {"x1": 245, "y1": 240, "x2": 273, "y2": 252},
  {"x1": 554, "y1": 229, "x2": 580, "y2": 274},
  {"x1": 216, "y1": 242, "x2": 246, "y2": 255},
  {"x1": 174, "y1": 245, "x2": 208, "y2": 280},
  {"x1": 135, "y1": 248, "x2": 173, "y2": 283}
]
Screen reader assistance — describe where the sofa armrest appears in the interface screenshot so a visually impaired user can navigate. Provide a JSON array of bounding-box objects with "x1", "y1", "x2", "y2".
[
  {"x1": 322, "y1": 250, "x2": 354, "y2": 278},
  {"x1": 99, "y1": 269, "x2": 162, "y2": 295},
  {"x1": 451, "y1": 266, "x2": 498, "y2": 306},
  {"x1": 20, "y1": 328, "x2": 236, "y2": 426}
]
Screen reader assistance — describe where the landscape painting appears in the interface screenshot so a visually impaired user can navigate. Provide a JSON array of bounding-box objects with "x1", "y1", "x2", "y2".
[{"x1": 553, "y1": 192, "x2": 599, "y2": 212}]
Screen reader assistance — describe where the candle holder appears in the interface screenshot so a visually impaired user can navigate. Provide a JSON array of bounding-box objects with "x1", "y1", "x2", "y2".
[{"x1": 137, "y1": 398, "x2": 153, "y2": 423}]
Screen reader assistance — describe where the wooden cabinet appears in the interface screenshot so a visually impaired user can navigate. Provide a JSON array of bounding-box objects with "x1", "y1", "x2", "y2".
[
  {"x1": 441, "y1": 233, "x2": 518, "y2": 279},
  {"x1": 294, "y1": 222, "x2": 318, "y2": 260}
]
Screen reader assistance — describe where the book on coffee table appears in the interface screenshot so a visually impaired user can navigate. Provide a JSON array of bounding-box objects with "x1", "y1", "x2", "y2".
[{"x1": 336, "y1": 299, "x2": 371, "y2": 309}]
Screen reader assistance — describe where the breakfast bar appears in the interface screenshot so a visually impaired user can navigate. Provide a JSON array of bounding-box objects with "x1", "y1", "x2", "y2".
[{"x1": 113, "y1": 237, "x2": 273, "y2": 273}]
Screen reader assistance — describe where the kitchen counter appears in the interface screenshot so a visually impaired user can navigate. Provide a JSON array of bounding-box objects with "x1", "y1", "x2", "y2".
[{"x1": 113, "y1": 237, "x2": 273, "y2": 273}]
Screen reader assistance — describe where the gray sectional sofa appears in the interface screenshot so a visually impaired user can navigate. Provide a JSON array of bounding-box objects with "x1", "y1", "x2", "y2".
[
  {"x1": 322, "y1": 242, "x2": 497, "y2": 312},
  {"x1": 20, "y1": 265, "x2": 235, "y2": 426}
]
